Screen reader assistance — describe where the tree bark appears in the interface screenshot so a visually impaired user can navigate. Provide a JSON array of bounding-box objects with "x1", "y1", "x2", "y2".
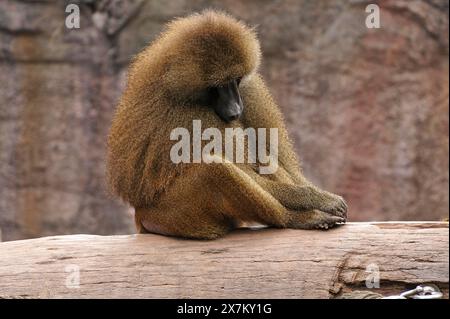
[{"x1": 0, "y1": 222, "x2": 448, "y2": 299}]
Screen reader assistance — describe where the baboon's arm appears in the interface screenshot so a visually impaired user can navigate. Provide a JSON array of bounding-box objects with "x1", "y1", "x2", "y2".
[
  {"x1": 286, "y1": 209, "x2": 346, "y2": 229},
  {"x1": 267, "y1": 183, "x2": 347, "y2": 218},
  {"x1": 247, "y1": 170, "x2": 347, "y2": 218},
  {"x1": 242, "y1": 76, "x2": 306, "y2": 183}
]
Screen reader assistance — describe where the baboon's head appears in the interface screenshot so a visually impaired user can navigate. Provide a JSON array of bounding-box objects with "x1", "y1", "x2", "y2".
[{"x1": 156, "y1": 10, "x2": 261, "y2": 122}]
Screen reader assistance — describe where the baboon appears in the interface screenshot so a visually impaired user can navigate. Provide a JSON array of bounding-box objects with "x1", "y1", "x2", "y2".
[{"x1": 107, "y1": 10, "x2": 347, "y2": 239}]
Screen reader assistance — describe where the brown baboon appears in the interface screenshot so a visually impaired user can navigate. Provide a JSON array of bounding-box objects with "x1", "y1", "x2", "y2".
[{"x1": 107, "y1": 10, "x2": 347, "y2": 239}]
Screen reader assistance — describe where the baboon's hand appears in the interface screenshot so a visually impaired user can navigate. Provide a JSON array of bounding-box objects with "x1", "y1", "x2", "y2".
[
  {"x1": 317, "y1": 192, "x2": 348, "y2": 218},
  {"x1": 287, "y1": 210, "x2": 346, "y2": 230}
]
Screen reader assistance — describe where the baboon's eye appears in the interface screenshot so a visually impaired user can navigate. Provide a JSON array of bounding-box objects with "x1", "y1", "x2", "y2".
[{"x1": 237, "y1": 77, "x2": 242, "y2": 86}]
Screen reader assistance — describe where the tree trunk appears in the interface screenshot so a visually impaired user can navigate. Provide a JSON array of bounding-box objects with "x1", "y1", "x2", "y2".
[{"x1": 0, "y1": 222, "x2": 448, "y2": 299}]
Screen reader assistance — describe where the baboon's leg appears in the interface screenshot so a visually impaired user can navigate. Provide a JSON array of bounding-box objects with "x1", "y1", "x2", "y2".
[{"x1": 136, "y1": 161, "x2": 291, "y2": 239}]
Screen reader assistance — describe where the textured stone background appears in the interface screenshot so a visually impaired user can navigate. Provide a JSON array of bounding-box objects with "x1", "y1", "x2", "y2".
[{"x1": 0, "y1": 0, "x2": 448, "y2": 241}]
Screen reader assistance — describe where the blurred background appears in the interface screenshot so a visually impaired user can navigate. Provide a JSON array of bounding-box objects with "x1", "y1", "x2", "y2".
[{"x1": 0, "y1": 0, "x2": 448, "y2": 241}]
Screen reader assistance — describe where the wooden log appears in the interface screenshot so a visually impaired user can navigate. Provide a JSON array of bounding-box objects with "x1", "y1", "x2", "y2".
[{"x1": 0, "y1": 222, "x2": 448, "y2": 299}]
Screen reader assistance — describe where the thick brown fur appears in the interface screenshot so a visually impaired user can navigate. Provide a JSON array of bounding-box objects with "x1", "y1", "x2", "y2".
[{"x1": 107, "y1": 10, "x2": 347, "y2": 239}]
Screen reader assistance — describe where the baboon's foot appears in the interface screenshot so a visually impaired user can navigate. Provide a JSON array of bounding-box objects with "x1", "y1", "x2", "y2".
[
  {"x1": 316, "y1": 191, "x2": 348, "y2": 218},
  {"x1": 287, "y1": 210, "x2": 346, "y2": 230}
]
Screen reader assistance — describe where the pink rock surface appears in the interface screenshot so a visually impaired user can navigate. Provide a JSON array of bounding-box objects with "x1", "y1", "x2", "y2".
[{"x1": 0, "y1": 0, "x2": 448, "y2": 240}]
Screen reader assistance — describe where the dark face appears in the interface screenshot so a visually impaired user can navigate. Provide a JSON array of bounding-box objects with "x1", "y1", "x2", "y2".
[{"x1": 199, "y1": 78, "x2": 244, "y2": 123}]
